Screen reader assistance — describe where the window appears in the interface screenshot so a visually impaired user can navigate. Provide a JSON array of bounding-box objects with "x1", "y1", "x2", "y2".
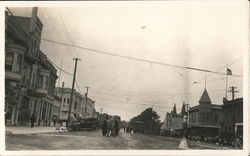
[
  {"x1": 206, "y1": 113, "x2": 209, "y2": 122},
  {"x1": 214, "y1": 114, "x2": 218, "y2": 123},
  {"x1": 44, "y1": 76, "x2": 48, "y2": 90},
  {"x1": 32, "y1": 73, "x2": 36, "y2": 87},
  {"x1": 34, "y1": 40, "x2": 37, "y2": 54},
  {"x1": 202, "y1": 113, "x2": 205, "y2": 122},
  {"x1": 37, "y1": 75, "x2": 43, "y2": 88},
  {"x1": 30, "y1": 43, "x2": 34, "y2": 53},
  {"x1": 22, "y1": 66, "x2": 27, "y2": 83},
  {"x1": 5, "y1": 53, "x2": 14, "y2": 70},
  {"x1": 29, "y1": 66, "x2": 33, "y2": 85},
  {"x1": 15, "y1": 54, "x2": 22, "y2": 73},
  {"x1": 64, "y1": 98, "x2": 66, "y2": 104},
  {"x1": 67, "y1": 98, "x2": 70, "y2": 104}
]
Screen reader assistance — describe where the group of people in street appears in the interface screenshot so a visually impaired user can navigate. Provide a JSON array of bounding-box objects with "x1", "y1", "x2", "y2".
[{"x1": 102, "y1": 116, "x2": 119, "y2": 137}]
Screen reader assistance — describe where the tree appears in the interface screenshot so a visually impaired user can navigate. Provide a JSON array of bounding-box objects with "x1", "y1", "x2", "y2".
[{"x1": 129, "y1": 107, "x2": 161, "y2": 135}]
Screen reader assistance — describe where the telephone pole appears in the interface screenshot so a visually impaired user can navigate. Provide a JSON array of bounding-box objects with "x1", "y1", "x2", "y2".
[
  {"x1": 227, "y1": 86, "x2": 239, "y2": 148},
  {"x1": 67, "y1": 58, "x2": 81, "y2": 129},
  {"x1": 228, "y1": 86, "x2": 239, "y2": 101},
  {"x1": 84, "y1": 86, "x2": 90, "y2": 118}
]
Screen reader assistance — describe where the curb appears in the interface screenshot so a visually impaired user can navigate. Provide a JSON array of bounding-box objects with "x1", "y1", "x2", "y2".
[
  {"x1": 5, "y1": 130, "x2": 68, "y2": 135},
  {"x1": 5, "y1": 130, "x2": 12, "y2": 135}
]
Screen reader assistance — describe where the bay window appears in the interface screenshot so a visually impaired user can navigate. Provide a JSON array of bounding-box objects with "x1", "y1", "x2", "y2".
[{"x1": 5, "y1": 53, "x2": 14, "y2": 71}]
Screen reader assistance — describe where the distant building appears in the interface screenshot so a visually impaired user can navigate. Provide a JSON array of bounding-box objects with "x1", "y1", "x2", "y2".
[
  {"x1": 5, "y1": 9, "x2": 58, "y2": 126},
  {"x1": 188, "y1": 89, "x2": 222, "y2": 136},
  {"x1": 55, "y1": 87, "x2": 96, "y2": 123},
  {"x1": 85, "y1": 97, "x2": 95, "y2": 118},
  {"x1": 162, "y1": 103, "x2": 187, "y2": 136},
  {"x1": 221, "y1": 98, "x2": 243, "y2": 139},
  {"x1": 52, "y1": 95, "x2": 61, "y2": 124}
]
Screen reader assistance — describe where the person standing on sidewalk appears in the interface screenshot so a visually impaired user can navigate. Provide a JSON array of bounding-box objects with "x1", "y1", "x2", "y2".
[{"x1": 30, "y1": 114, "x2": 36, "y2": 128}]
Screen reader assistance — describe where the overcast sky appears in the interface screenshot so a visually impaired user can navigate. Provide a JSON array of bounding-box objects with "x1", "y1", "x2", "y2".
[{"x1": 9, "y1": 1, "x2": 245, "y2": 121}]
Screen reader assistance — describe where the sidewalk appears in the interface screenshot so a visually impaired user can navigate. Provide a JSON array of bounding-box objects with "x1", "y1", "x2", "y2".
[{"x1": 5, "y1": 126, "x2": 67, "y2": 135}]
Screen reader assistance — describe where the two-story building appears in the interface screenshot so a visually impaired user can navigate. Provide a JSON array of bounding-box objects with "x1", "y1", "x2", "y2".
[
  {"x1": 84, "y1": 98, "x2": 96, "y2": 118},
  {"x1": 221, "y1": 98, "x2": 243, "y2": 139},
  {"x1": 55, "y1": 87, "x2": 96, "y2": 124},
  {"x1": 188, "y1": 89, "x2": 222, "y2": 136},
  {"x1": 162, "y1": 103, "x2": 187, "y2": 136},
  {"x1": 5, "y1": 8, "x2": 58, "y2": 126}
]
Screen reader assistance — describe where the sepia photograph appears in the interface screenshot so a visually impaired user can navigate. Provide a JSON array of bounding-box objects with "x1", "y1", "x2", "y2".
[{"x1": 1, "y1": 0, "x2": 249, "y2": 155}]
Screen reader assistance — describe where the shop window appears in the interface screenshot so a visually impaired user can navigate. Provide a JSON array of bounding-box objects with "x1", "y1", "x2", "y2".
[{"x1": 5, "y1": 53, "x2": 14, "y2": 71}]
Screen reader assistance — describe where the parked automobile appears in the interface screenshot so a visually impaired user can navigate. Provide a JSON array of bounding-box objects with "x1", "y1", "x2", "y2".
[
  {"x1": 68, "y1": 117, "x2": 99, "y2": 131},
  {"x1": 79, "y1": 118, "x2": 99, "y2": 131},
  {"x1": 68, "y1": 120, "x2": 81, "y2": 131}
]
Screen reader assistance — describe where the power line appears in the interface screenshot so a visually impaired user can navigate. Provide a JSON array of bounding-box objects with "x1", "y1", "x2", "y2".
[
  {"x1": 41, "y1": 38, "x2": 242, "y2": 78},
  {"x1": 93, "y1": 96, "x2": 175, "y2": 109},
  {"x1": 7, "y1": 7, "x2": 242, "y2": 81},
  {"x1": 55, "y1": 9, "x2": 88, "y2": 92},
  {"x1": 106, "y1": 19, "x2": 196, "y2": 83},
  {"x1": 169, "y1": 57, "x2": 243, "y2": 98},
  {"x1": 47, "y1": 58, "x2": 73, "y2": 75}
]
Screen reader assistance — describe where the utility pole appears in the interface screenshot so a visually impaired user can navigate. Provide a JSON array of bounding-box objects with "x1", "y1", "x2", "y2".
[
  {"x1": 67, "y1": 58, "x2": 81, "y2": 129},
  {"x1": 227, "y1": 86, "x2": 239, "y2": 148},
  {"x1": 228, "y1": 86, "x2": 239, "y2": 101},
  {"x1": 84, "y1": 86, "x2": 90, "y2": 118}
]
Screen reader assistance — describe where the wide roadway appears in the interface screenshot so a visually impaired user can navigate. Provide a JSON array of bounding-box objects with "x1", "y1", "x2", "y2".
[{"x1": 5, "y1": 130, "x2": 228, "y2": 150}]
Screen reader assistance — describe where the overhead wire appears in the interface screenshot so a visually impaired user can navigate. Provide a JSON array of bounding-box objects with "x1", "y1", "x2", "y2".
[
  {"x1": 41, "y1": 38, "x2": 243, "y2": 78},
  {"x1": 7, "y1": 7, "x2": 243, "y2": 114}
]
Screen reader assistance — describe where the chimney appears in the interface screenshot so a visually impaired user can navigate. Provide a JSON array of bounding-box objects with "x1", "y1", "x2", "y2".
[{"x1": 29, "y1": 7, "x2": 38, "y2": 33}]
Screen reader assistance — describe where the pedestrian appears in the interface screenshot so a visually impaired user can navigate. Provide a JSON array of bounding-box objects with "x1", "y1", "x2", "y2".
[
  {"x1": 114, "y1": 119, "x2": 119, "y2": 137},
  {"x1": 107, "y1": 117, "x2": 113, "y2": 137},
  {"x1": 30, "y1": 114, "x2": 36, "y2": 128},
  {"x1": 38, "y1": 118, "x2": 40, "y2": 126},
  {"x1": 52, "y1": 116, "x2": 57, "y2": 127},
  {"x1": 123, "y1": 126, "x2": 126, "y2": 132},
  {"x1": 102, "y1": 116, "x2": 108, "y2": 136},
  {"x1": 53, "y1": 120, "x2": 56, "y2": 127}
]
